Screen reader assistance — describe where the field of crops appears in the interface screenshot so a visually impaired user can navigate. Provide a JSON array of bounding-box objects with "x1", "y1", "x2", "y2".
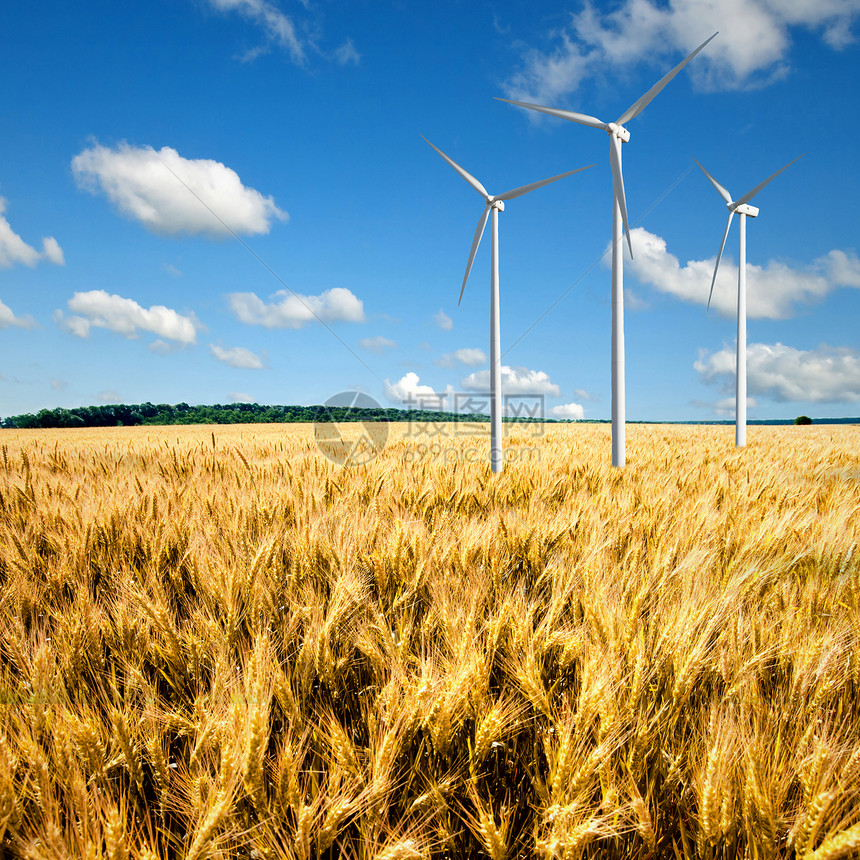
[{"x1": 0, "y1": 422, "x2": 858, "y2": 859}]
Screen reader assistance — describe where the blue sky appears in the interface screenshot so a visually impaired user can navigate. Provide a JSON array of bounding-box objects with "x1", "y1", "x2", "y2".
[{"x1": 2, "y1": 0, "x2": 859, "y2": 422}]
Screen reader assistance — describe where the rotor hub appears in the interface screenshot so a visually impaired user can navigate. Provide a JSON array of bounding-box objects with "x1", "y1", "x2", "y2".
[
  {"x1": 607, "y1": 123, "x2": 631, "y2": 143},
  {"x1": 730, "y1": 202, "x2": 759, "y2": 217},
  {"x1": 490, "y1": 199, "x2": 505, "y2": 211}
]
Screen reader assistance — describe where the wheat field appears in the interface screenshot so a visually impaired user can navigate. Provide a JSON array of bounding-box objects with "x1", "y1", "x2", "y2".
[{"x1": 0, "y1": 422, "x2": 858, "y2": 859}]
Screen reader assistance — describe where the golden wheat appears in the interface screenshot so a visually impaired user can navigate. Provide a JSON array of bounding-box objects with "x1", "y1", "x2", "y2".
[{"x1": 0, "y1": 422, "x2": 857, "y2": 858}]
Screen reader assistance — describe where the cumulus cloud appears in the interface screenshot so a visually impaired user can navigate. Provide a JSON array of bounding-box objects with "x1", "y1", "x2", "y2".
[
  {"x1": 695, "y1": 342, "x2": 860, "y2": 404},
  {"x1": 359, "y1": 335, "x2": 397, "y2": 354},
  {"x1": 231, "y1": 392, "x2": 257, "y2": 403},
  {"x1": 72, "y1": 142, "x2": 287, "y2": 238},
  {"x1": 41, "y1": 237, "x2": 65, "y2": 266},
  {"x1": 210, "y1": 344, "x2": 264, "y2": 369},
  {"x1": 503, "y1": 0, "x2": 860, "y2": 105},
  {"x1": 435, "y1": 347, "x2": 487, "y2": 368},
  {"x1": 625, "y1": 227, "x2": 857, "y2": 319},
  {"x1": 0, "y1": 298, "x2": 36, "y2": 330},
  {"x1": 206, "y1": 0, "x2": 305, "y2": 63},
  {"x1": 384, "y1": 372, "x2": 456, "y2": 410},
  {"x1": 434, "y1": 309, "x2": 453, "y2": 331},
  {"x1": 55, "y1": 290, "x2": 199, "y2": 344},
  {"x1": 0, "y1": 198, "x2": 65, "y2": 269},
  {"x1": 461, "y1": 365, "x2": 561, "y2": 396},
  {"x1": 821, "y1": 249, "x2": 860, "y2": 288},
  {"x1": 228, "y1": 287, "x2": 365, "y2": 329},
  {"x1": 551, "y1": 402, "x2": 586, "y2": 420}
]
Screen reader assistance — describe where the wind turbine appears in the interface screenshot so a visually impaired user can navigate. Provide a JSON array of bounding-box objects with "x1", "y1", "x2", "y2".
[
  {"x1": 695, "y1": 154, "x2": 803, "y2": 448},
  {"x1": 497, "y1": 32, "x2": 717, "y2": 467},
  {"x1": 424, "y1": 136, "x2": 592, "y2": 473}
]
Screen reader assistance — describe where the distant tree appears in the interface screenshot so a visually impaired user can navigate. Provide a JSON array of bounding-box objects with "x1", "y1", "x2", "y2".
[{"x1": 794, "y1": 415, "x2": 812, "y2": 425}]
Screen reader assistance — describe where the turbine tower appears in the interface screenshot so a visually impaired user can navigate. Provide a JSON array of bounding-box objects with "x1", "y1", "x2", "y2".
[
  {"x1": 497, "y1": 33, "x2": 717, "y2": 467},
  {"x1": 424, "y1": 137, "x2": 592, "y2": 473},
  {"x1": 695, "y1": 154, "x2": 803, "y2": 448}
]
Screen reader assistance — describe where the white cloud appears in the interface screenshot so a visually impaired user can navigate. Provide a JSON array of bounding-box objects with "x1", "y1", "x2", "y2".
[
  {"x1": 625, "y1": 227, "x2": 853, "y2": 319},
  {"x1": 624, "y1": 289, "x2": 649, "y2": 311},
  {"x1": 0, "y1": 208, "x2": 39, "y2": 268},
  {"x1": 163, "y1": 263, "x2": 183, "y2": 277},
  {"x1": 434, "y1": 309, "x2": 453, "y2": 331},
  {"x1": 210, "y1": 344, "x2": 264, "y2": 369},
  {"x1": 98, "y1": 390, "x2": 121, "y2": 403},
  {"x1": 435, "y1": 347, "x2": 487, "y2": 368},
  {"x1": 574, "y1": 387, "x2": 598, "y2": 402},
  {"x1": 706, "y1": 395, "x2": 758, "y2": 416},
  {"x1": 72, "y1": 142, "x2": 287, "y2": 238},
  {"x1": 821, "y1": 249, "x2": 860, "y2": 288},
  {"x1": 228, "y1": 287, "x2": 365, "y2": 329},
  {"x1": 359, "y1": 335, "x2": 397, "y2": 354},
  {"x1": 0, "y1": 198, "x2": 65, "y2": 270},
  {"x1": 50, "y1": 378, "x2": 68, "y2": 391},
  {"x1": 0, "y1": 298, "x2": 36, "y2": 329},
  {"x1": 231, "y1": 391, "x2": 257, "y2": 403},
  {"x1": 55, "y1": 290, "x2": 199, "y2": 344},
  {"x1": 503, "y1": 0, "x2": 860, "y2": 104},
  {"x1": 206, "y1": 0, "x2": 305, "y2": 63},
  {"x1": 204, "y1": 0, "x2": 360, "y2": 67},
  {"x1": 695, "y1": 342, "x2": 860, "y2": 404},
  {"x1": 551, "y1": 402, "x2": 586, "y2": 420},
  {"x1": 384, "y1": 372, "x2": 455, "y2": 410},
  {"x1": 41, "y1": 237, "x2": 65, "y2": 266},
  {"x1": 148, "y1": 340, "x2": 182, "y2": 355},
  {"x1": 461, "y1": 365, "x2": 561, "y2": 396},
  {"x1": 335, "y1": 39, "x2": 360, "y2": 65}
]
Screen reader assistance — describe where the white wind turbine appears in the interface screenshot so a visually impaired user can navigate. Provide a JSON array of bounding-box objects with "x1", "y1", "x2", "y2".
[
  {"x1": 695, "y1": 154, "x2": 803, "y2": 448},
  {"x1": 497, "y1": 32, "x2": 717, "y2": 467},
  {"x1": 424, "y1": 136, "x2": 592, "y2": 473}
]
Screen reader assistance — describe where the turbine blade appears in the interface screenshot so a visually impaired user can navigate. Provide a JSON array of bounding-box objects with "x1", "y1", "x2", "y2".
[
  {"x1": 609, "y1": 135, "x2": 633, "y2": 258},
  {"x1": 496, "y1": 164, "x2": 594, "y2": 201},
  {"x1": 734, "y1": 154, "x2": 804, "y2": 207},
  {"x1": 708, "y1": 211, "x2": 734, "y2": 310},
  {"x1": 494, "y1": 97, "x2": 608, "y2": 130},
  {"x1": 694, "y1": 157, "x2": 733, "y2": 205},
  {"x1": 423, "y1": 136, "x2": 489, "y2": 199},
  {"x1": 616, "y1": 32, "x2": 718, "y2": 125},
  {"x1": 459, "y1": 204, "x2": 491, "y2": 305}
]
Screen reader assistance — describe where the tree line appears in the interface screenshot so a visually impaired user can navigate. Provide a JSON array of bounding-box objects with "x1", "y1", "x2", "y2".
[
  {"x1": 1, "y1": 403, "x2": 841, "y2": 429},
  {"x1": 0, "y1": 401, "x2": 508, "y2": 429}
]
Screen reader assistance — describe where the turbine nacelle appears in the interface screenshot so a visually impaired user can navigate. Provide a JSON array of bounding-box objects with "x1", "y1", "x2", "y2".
[
  {"x1": 496, "y1": 31, "x2": 718, "y2": 468},
  {"x1": 606, "y1": 123, "x2": 630, "y2": 143},
  {"x1": 423, "y1": 135, "x2": 592, "y2": 304},
  {"x1": 423, "y1": 137, "x2": 593, "y2": 473},
  {"x1": 730, "y1": 202, "x2": 759, "y2": 217},
  {"x1": 695, "y1": 154, "x2": 803, "y2": 310}
]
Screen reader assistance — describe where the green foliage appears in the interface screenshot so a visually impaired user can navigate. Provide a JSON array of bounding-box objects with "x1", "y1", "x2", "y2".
[
  {"x1": 0, "y1": 401, "x2": 509, "y2": 429},
  {"x1": 794, "y1": 415, "x2": 812, "y2": 425}
]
